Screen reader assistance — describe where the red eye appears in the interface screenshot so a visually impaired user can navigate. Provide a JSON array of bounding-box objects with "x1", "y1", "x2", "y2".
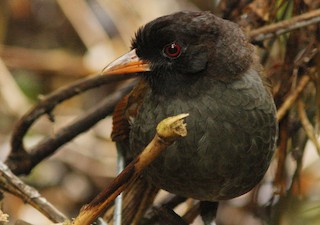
[{"x1": 163, "y1": 42, "x2": 182, "y2": 58}]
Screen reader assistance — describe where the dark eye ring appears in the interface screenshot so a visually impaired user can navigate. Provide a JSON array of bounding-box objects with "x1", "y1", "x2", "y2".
[{"x1": 163, "y1": 42, "x2": 182, "y2": 58}]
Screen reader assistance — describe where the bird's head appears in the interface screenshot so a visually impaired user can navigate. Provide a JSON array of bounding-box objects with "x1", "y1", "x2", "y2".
[{"x1": 102, "y1": 11, "x2": 254, "y2": 95}]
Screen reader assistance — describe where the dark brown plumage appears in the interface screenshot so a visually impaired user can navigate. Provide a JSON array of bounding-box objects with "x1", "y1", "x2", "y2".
[{"x1": 104, "y1": 11, "x2": 277, "y2": 201}]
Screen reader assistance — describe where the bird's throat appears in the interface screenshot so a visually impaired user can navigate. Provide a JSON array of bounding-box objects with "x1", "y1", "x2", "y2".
[{"x1": 142, "y1": 71, "x2": 204, "y2": 97}]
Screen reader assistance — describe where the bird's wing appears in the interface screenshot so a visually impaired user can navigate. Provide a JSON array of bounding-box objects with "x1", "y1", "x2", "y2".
[
  {"x1": 109, "y1": 79, "x2": 159, "y2": 225},
  {"x1": 111, "y1": 78, "x2": 149, "y2": 143}
]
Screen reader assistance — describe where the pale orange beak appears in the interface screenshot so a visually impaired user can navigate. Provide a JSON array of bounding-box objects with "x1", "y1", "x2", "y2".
[{"x1": 102, "y1": 49, "x2": 151, "y2": 75}]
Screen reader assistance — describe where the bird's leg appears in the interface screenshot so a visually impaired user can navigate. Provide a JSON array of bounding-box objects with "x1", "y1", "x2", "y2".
[
  {"x1": 200, "y1": 201, "x2": 219, "y2": 225},
  {"x1": 114, "y1": 146, "x2": 125, "y2": 225}
]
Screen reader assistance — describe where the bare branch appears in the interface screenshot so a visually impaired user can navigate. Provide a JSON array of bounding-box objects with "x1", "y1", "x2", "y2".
[
  {"x1": 249, "y1": 9, "x2": 320, "y2": 42},
  {"x1": 297, "y1": 99, "x2": 320, "y2": 154},
  {"x1": 6, "y1": 74, "x2": 137, "y2": 175},
  {"x1": 72, "y1": 114, "x2": 189, "y2": 225},
  {"x1": 0, "y1": 162, "x2": 67, "y2": 223},
  {"x1": 277, "y1": 75, "x2": 311, "y2": 121}
]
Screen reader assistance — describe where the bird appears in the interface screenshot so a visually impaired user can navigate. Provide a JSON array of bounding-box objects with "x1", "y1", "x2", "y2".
[{"x1": 103, "y1": 9, "x2": 277, "y2": 210}]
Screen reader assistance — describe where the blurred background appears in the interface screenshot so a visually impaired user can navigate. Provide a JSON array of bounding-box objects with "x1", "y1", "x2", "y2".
[{"x1": 0, "y1": 0, "x2": 320, "y2": 224}]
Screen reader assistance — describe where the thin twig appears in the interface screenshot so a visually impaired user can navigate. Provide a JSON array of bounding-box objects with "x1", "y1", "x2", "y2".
[
  {"x1": 297, "y1": 99, "x2": 320, "y2": 154},
  {"x1": 72, "y1": 114, "x2": 189, "y2": 225},
  {"x1": 249, "y1": 9, "x2": 320, "y2": 42},
  {"x1": 0, "y1": 162, "x2": 67, "y2": 223},
  {"x1": 277, "y1": 75, "x2": 311, "y2": 121}
]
